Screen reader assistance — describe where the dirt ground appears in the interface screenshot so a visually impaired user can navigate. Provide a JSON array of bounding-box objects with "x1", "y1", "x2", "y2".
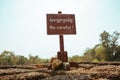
[{"x1": 0, "y1": 62, "x2": 120, "y2": 80}]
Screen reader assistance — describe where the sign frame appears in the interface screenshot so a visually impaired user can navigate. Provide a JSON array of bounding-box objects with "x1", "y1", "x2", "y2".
[{"x1": 47, "y1": 14, "x2": 76, "y2": 35}]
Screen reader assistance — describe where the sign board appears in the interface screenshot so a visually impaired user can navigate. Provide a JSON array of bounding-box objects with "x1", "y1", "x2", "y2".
[{"x1": 47, "y1": 14, "x2": 76, "y2": 34}]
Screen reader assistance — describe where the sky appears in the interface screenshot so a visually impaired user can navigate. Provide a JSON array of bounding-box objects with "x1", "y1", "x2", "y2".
[{"x1": 0, "y1": 0, "x2": 120, "y2": 59}]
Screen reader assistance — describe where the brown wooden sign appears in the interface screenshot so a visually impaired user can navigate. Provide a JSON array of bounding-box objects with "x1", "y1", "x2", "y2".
[{"x1": 47, "y1": 14, "x2": 76, "y2": 34}]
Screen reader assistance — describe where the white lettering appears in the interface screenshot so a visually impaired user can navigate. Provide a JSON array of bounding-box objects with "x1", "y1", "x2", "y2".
[
  {"x1": 56, "y1": 26, "x2": 72, "y2": 30},
  {"x1": 49, "y1": 26, "x2": 56, "y2": 30},
  {"x1": 49, "y1": 18, "x2": 73, "y2": 23}
]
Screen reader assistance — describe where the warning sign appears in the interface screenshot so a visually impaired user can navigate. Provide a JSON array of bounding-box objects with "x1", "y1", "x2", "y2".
[{"x1": 47, "y1": 14, "x2": 76, "y2": 34}]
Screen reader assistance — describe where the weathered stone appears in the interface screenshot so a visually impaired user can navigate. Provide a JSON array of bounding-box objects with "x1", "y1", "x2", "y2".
[{"x1": 48, "y1": 58, "x2": 64, "y2": 70}]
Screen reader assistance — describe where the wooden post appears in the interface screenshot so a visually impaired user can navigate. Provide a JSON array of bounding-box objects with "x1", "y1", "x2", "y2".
[
  {"x1": 58, "y1": 11, "x2": 64, "y2": 52},
  {"x1": 59, "y1": 35, "x2": 64, "y2": 52},
  {"x1": 57, "y1": 11, "x2": 68, "y2": 62}
]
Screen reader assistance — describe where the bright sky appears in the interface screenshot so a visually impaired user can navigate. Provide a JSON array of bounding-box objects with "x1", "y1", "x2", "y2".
[{"x1": 0, "y1": 0, "x2": 120, "y2": 59}]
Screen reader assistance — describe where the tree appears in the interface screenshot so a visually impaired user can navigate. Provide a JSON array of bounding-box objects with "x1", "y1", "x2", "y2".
[
  {"x1": 99, "y1": 31, "x2": 120, "y2": 61},
  {"x1": 82, "y1": 48, "x2": 95, "y2": 61},
  {"x1": 69, "y1": 55, "x2": 82, "y2": 62},
  {"x1": 28, "y1": 54, "x2": 43, "y2": 64},
  {"x1": 0, "y1": 51, "x2": 50, "y2": 65},
  {"x1": 110, "y1": 31, "x2": 120, "y2": 47},
  {"x1": 0, "y1": 50, "x2": 16, "y2": 65},
  {"x1": 100, "y1": 30, "x2": 110, "y2": 46},
  {"x1": 82, "y1": 31, "x2": 120, "y2": 62},
  {"x1": 94, "y1": 45, "x2": 107, "y2": 61},
  {"x1": 16, "y1": 55, "x2": 28, "y2": 65}
]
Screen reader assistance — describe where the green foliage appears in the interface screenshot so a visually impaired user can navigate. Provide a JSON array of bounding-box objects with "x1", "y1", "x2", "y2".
[
  {"x1": 94, "y1": 45, "x2": 107, "y2": 61},
  {"x1": 114, "y1": 46, "x2": 120, "y2": 61},
  {"x1": 82, "y1": 48, "x2": 95, "y2": 62},
  {"x1": 28, "y1": 54, "x2": 44, "y2": 64},
  {"x1": 0, "y1": 51, "x2": 16, "y2": 65},
  {"x1": 92, "y1": 58, "x2": 99, "y2": 62},
  {"x1": 100, "y1": 31, "x2": 110, "y2": 46},
  {"x1": 16, "y1": 55, "x2": 28, "y2": 65},
  {"x1": 69, "y1": 55, "x2": 82, "y2": 62},
  {"x1": 0, "y1": 50, "x2": 50, "y2": 65},
  {"x1": 82, "y1": 31, "x2": 120, "y2": 62}
]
